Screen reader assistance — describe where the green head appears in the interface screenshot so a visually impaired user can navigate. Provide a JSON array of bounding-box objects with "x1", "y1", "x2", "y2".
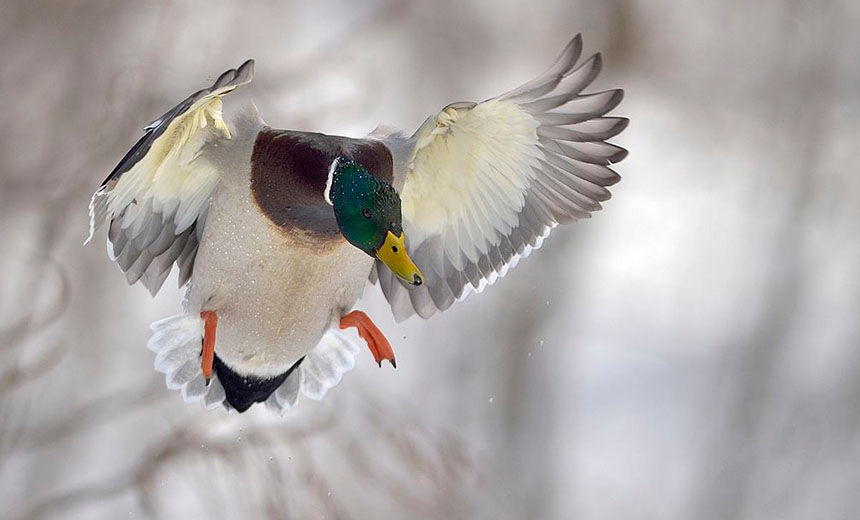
[{"x1": 326, "y1": 157, "x2": 423, "y2": 286}]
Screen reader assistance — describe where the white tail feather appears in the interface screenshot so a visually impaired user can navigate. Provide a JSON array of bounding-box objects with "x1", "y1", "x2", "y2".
[
  {"x1": 148, "y1": 314, "x2": 360, "y2": 413},
  {"x1": 299, "y1": 329, "x2": 359, "y2": 401}
]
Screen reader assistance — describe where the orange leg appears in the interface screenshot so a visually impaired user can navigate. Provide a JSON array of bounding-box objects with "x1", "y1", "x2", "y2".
[
  {"x1": 340, "y1": 310, "x2": 396, "y2": 368},
  {"x1": 200, "y1": 311, "x2": 218, "y2": 382}
]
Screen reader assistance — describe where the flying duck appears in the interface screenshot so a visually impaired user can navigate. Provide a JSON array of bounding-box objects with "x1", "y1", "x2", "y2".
[{"x1": 87, "y1": 35, "x2": 628, "y2": 413}]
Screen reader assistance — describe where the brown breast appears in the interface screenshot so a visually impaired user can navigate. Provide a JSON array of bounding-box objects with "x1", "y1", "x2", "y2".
[{"x1": 249, "y1": 128, "x2": 394, "y2": 247}]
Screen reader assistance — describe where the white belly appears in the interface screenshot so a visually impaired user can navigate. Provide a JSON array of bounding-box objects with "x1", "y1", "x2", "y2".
[{"x1": 186, "y1": 182, "x2": 373, "y2": 378}]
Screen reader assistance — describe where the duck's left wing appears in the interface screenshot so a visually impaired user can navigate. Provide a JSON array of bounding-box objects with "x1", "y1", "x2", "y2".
[
  {"x1": 375, "y1": 35, "x2": 627, "y2": 320},
  {"x1": 86, "y1": 60, "x2": 254, "y2": 295}
]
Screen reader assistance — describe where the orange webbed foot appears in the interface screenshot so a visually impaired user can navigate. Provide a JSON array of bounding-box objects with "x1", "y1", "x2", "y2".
[{"x1": 340, "y1": 310, "x2": 396, "y2": 368}]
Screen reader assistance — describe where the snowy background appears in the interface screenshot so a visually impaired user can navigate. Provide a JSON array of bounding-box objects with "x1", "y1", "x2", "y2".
[{"x1": 1, "y1": 1, "x2": 859, "y2": 519}]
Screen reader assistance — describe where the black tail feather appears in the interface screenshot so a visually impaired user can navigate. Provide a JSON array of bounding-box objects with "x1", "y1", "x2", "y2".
[{"x1": 214, "y1": 353, "x2": 303, "y2": 413}]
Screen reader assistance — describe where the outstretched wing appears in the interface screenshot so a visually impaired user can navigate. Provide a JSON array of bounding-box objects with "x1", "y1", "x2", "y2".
[
  {"x1": 375, "y1": 35, "x2": 627, "y2": 320},
  {"x1": 87, "y1": 59, "x2": 254, "y2": 295}
]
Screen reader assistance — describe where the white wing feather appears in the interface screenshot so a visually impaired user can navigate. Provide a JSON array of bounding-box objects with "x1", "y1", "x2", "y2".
[
  {"x1": 86, "y1": 60, "x2": 254, "y2": 295},
  {"x1": 403, "y1": 99, "x2": 543, "y2": 269},
  {"x1": 377, "y1": 35, "x2": 628, "y2": 320},
  {"x1": 107, "y1": 96, "x2": 227, "y2": 236}
]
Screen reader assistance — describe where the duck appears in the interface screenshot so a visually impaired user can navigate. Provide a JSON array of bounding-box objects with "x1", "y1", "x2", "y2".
[{"x1": 86, "y1": 34, "x2": 628, "y2": 413}]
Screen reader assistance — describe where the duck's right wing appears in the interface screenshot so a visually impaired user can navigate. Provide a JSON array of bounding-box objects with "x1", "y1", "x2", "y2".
[
  {"x1": 376, "y1": 35, "x2": 627, "y2": 320},
  {"x1": 86, "y1": 59, "x2": 254, "y2": 295}
]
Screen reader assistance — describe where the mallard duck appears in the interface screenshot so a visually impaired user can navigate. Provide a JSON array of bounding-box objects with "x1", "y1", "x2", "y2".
[{"x1": 87, "y1": 35, "x2": 627, "y2": 413}]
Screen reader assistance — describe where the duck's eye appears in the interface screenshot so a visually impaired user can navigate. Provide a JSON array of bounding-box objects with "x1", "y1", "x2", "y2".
[{"x1": 362, "y1": 208, "x2": 372, "y2": 219}]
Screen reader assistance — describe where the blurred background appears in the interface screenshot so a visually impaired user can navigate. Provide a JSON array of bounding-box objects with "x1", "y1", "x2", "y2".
[{"x1": 1, "y1": 1, "x2": 859, "y2": 518}]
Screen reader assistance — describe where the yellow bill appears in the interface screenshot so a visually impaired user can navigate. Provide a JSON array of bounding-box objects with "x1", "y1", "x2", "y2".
[{"x1": 376, "y1": 231, "x2": 424, "y2": 286}]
